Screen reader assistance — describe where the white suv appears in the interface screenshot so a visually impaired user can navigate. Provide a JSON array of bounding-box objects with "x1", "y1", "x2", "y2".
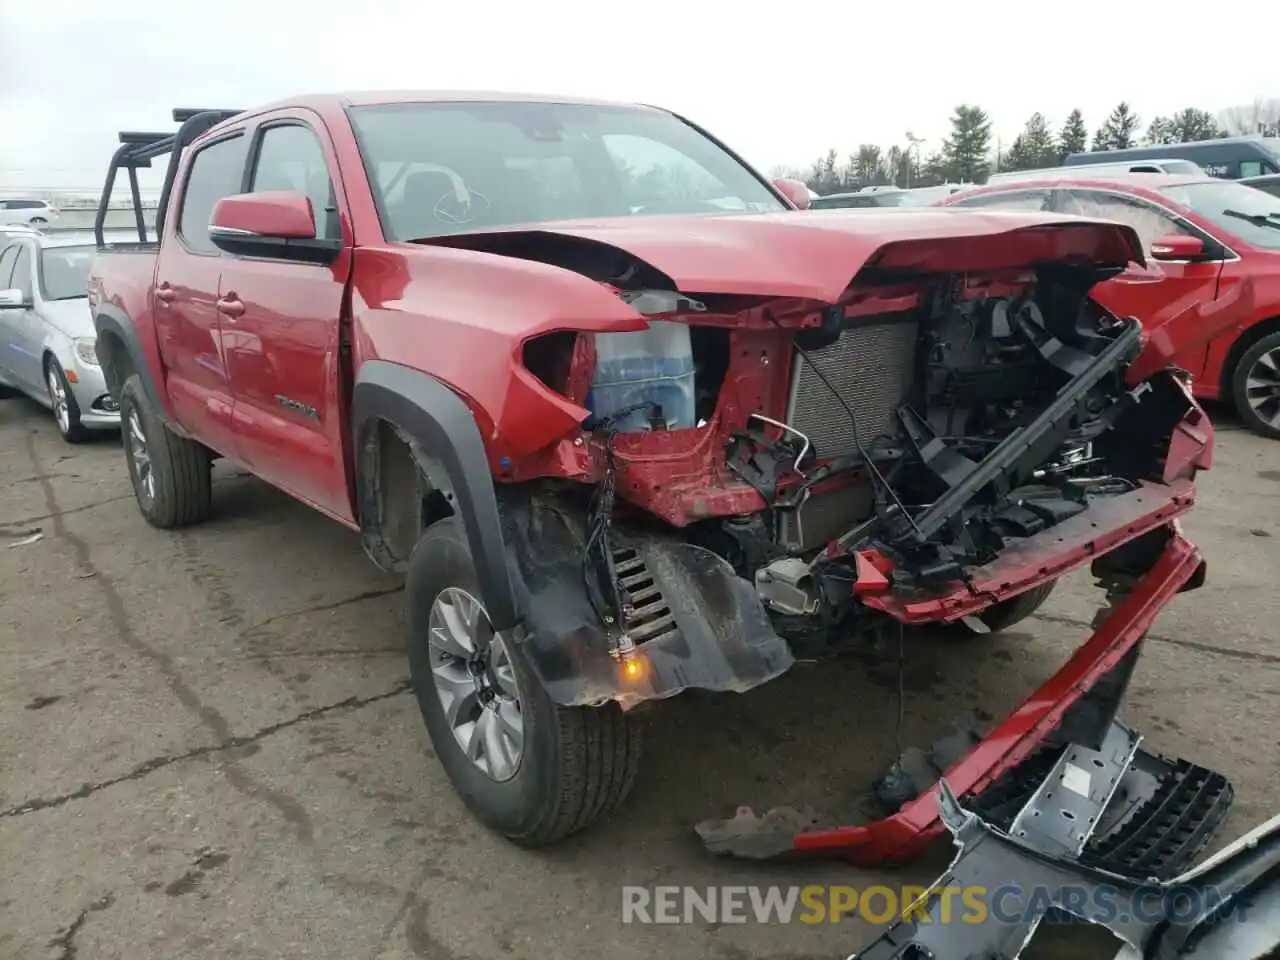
[{"x1": 0, "y1": 199, "x2": 59, "y2": 226}]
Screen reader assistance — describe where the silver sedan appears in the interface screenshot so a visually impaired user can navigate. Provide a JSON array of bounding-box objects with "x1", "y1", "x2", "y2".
[{"x1": 0, "y1": 234, "x2": 119, "y2": 442}]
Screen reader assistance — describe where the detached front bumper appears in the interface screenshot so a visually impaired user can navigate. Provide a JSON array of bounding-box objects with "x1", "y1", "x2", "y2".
[
  {"x1": 856, "y1": 479, "x2": 1196, "y2": 625},
  {"x1": 850, "y1": 781, "x2": 1277, "y2": 960},
  {"x1": 698, "y1": 525, "x2": 1223, "y2": 867}
]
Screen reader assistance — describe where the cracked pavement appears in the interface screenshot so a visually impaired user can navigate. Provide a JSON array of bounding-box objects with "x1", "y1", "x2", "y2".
[{"x1": 1, "y1": 394, "x2": 1277, "y2": 960}]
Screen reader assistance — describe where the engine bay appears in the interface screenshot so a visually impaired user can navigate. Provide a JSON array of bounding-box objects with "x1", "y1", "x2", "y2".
[{"x1": 514, "y1": 255, "x2": 1206, "y2": 661}]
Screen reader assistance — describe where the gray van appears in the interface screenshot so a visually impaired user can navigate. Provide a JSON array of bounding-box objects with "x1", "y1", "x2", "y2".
[
  {"x1": 1064, "y1": 136, "x2": 1280, "y2": 179},
  {"x1": 986, "y1": 159, "x2": 1203, "y2": 186}
]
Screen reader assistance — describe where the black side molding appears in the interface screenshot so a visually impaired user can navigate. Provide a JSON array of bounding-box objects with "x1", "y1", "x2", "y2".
[
  {"x1": 351, "y1": 360, "x2": 517, "y2": 630},
  {"x1": 93, "y1": 306, "x2": 165, "y2": 414}
]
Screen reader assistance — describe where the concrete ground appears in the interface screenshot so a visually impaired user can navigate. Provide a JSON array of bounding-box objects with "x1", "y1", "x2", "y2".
[{"x1": 1, "y1": 394, "x2": 1276, "y2": 960}]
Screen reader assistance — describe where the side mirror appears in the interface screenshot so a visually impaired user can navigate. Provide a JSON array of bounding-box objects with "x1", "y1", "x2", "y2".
[
  {"x1": 0, "y1": 288, "x2": 31, "y2": 309},
  {"x1": 208, "y1": 192, "x2": 341, "y2": 265},
  {"x1": 1150, "y1": 234, "x2": 1206, "y2": 261},
  {"x1": 772, "y1": 178, "x2": 812, "y2": 210}
]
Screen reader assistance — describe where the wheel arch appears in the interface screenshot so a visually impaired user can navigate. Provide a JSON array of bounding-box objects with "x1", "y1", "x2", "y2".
[
  {"x1": 1219, "y1": 314, "x2": 1280, "y2": 399},
  {"x1": 93, "y1": 305, "x2": 160, "y2": 412},
  {"x1": 351, "y1": 360, "x2": 517, "y2": 630}
]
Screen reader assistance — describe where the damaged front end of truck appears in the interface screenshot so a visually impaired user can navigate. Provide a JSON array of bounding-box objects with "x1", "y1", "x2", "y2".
[{"x1": 411, "y1": 211, "x2": 1245, "y2": 864}]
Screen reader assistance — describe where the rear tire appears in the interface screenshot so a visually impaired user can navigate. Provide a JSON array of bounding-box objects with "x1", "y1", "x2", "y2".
[
  {"x1": 406, "y1": 518, "x2": 642, "y2": 846},
  {"x1": 959, "y1": 581, "x2": 1056, "y2": 635},
  {"x1": 119, "y1": 374, "x2": 213, "y2": 528},
  {"x1": 1231, "y1": 331, "x2": 1280, "y2": 440}
]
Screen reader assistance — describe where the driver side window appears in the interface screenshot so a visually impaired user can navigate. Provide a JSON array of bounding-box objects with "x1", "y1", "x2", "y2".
[{"x1": 249, "y1": 124, "x2": 341, "y2": 241}]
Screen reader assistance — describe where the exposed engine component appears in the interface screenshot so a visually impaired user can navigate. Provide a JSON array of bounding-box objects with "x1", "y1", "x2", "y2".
[
  {"x1": 715, "y1": 275, "x2": 1180, "y2": 636},
  {"x1": 558, "y1": 262, "x2": 1195, "y2": 662},
  {"x1": 777, "y1": 482, "x2": 874, "y2": 553},
  {"x1": 755, "y1": 557, "x2": 821, "y2": 617}
]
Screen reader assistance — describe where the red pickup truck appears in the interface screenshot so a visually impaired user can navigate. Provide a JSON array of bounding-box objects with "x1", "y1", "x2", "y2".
[{"x1": 88, "y1": 94, "x2": 1230, "y2": 856}]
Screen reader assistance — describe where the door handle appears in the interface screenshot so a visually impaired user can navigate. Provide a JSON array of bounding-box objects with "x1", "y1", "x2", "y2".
[
  {"x1": 216, "y1": 296, "x2": 245, "y2": 320},
  {"x1": 155, "y1": 283, "x2": 176, "y2": 304}
]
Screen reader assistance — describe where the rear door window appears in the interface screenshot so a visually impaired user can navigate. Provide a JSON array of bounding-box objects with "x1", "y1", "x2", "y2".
[{"x1": 178, "y1": 134, "x2": 248, "y2": 254}]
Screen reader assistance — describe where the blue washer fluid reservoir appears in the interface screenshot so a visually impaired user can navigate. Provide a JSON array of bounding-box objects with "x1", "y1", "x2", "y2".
[{"x1": 586, "y1": 321, "x2": 696, "y2": 433}]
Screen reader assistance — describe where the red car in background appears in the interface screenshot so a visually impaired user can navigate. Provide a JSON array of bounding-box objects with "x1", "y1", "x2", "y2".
[{"x1": 941, "y1": 175, "x2": 1280, "y2": 437}]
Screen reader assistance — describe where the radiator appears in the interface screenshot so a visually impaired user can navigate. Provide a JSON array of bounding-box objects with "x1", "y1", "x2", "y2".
[
  {"x1": 778, "y1": 318, "x2": 919, "y2": 552},
  {"x1": 785, "y1": 319, "x2": 919, "y2": 460}
]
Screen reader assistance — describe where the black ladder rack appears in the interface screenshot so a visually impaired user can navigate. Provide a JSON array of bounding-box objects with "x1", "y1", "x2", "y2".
[{"x1": 94, "y1": 107, "x2": 242, "y2": 247}]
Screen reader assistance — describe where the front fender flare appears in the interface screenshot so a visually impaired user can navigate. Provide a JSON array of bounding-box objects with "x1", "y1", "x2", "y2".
[{"x1": 351, "y1": 360, "x2": 517, "y2": 631}]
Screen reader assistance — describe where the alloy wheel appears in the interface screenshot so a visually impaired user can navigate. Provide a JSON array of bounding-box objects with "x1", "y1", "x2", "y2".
[
  {"x1": 427, "y1": 586, "x2": 524, "y2": 782},
  {"x1": 127, "y1": 409, "x2": 155, "y2": 501},
  {"x1": 1244, "y1": 347, "x2": 1280, "y2": 430},
  {"x1": 47, "y1": 367, "x2": 71, "y2": 435}
]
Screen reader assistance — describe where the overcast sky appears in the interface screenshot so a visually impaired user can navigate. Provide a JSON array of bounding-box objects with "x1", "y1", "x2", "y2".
[{"x1": 2, "y1": 0, "x2": 1276, "y2": 195}]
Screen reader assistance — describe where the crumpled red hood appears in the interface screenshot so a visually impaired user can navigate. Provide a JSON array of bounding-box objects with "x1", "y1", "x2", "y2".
[{"x1": 419, "y1": 209, "x2": 1145, "y2": 303}]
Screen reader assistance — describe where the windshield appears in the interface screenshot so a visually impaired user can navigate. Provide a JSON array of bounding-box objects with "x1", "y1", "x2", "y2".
[
  {"x1": 348, "y1": 101, "x2": 786, "y2": 240},
  {"x1": 38, "y1": 245, "x2": 94, "y2": 301},
  {"x1": 1158, "y1": 180, "x2": 1280, "y2": 250}
]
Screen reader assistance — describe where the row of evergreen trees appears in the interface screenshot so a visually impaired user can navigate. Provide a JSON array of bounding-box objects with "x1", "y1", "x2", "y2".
[{"x1": 791, "y1": 100, "x2": 1279, "y2": 194}]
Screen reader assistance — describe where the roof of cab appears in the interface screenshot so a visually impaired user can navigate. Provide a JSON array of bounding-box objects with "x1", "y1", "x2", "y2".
[
  {"x1": 197, "y1": 90, "x2": 666, "y2": 146},
  {"x1": 231, "y1": 90, "x2": 657, "y2": 121},
  {"x1": 339, "y1": 90, "x2": 656, "y2": 109}
]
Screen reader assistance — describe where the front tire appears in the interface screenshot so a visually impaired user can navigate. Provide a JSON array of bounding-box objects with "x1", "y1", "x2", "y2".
[
  {"x1": 45, "y1": 358, "x2": 90, "y2": 444},
  {"x1": 406, "y1": 518, "x2": 642, "y2": 846},
  {"x1": 1231, "y1": 331, "x2": 1280, "y2": 439},
  {"x1": 119, "y1": 374, "x2": 212, "y2": 528}
]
